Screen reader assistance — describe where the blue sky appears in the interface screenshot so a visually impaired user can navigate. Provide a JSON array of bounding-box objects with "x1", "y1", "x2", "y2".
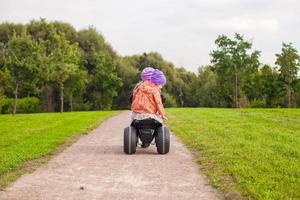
[{"x1": 1, "y1": 0, "x2": 299, "y2": 72}]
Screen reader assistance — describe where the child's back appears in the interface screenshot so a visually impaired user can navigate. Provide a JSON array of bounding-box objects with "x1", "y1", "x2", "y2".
[
  {"x1": 131, "y1": 69, "x2": 167, "y2": 123},
  {"x1": 131, "y1": 80, "x2": 165, "y2": 118}
]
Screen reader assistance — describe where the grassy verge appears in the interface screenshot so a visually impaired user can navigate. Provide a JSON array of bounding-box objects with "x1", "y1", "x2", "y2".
[
  {"x1": 166, "y1": 108, "x2": 300, "y2": 200},
  {"x1": 0, "y1": 111, "x2": 119, "y2": 190}
]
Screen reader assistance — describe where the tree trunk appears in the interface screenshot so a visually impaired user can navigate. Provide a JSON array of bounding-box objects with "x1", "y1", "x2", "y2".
[
  {"x1": 235, "y1": 72, "x2": 239, "y2": 108},
  {"x1": 60, "y1": 83, "x2": 64, "y2": 113},
  {"x1": 287, "y1": 84, "x2": 291, "y2": 108},
  {"x1": 179, "y1": 91, "x2": 184, "y2": 107},
  {"x1": 70, "y1": 93, "x2": 73, "y2": 112},
  {"x1": 13, "y1": 81, "x2": 19, "y2": 115},
  {"x1": 45, "y1": 84, "x2": 55, "y2": 112}
]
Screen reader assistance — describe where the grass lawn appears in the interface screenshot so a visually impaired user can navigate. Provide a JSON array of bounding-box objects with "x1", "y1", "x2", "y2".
[
  {"x1": 166, "y1": 108, "x2": 300, "y2": 200},
  {"x1": 0, "y1": 111, "x2": 119, "y2": 189}
]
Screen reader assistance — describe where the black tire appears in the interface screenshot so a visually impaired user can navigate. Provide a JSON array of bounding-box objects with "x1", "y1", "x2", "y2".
[
  {"x1": 156, "y1": 126, "x2": 170, "y2": 154},
  {"x1": 124, "y1": 126, "x2": 137, "y2": 154}
]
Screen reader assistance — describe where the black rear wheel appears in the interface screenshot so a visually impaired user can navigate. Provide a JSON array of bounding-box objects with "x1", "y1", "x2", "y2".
[
  {"x1": 124, "y1": 126, "x2": 137, "y2": 154},
  {"x1": 156, "y1": 126, "x2": 170, "y2": 154}
]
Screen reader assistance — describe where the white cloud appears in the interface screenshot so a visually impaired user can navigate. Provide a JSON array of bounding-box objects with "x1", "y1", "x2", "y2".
[{"x1": 214, "y1": 18, "x2": 280, "y2": 32}]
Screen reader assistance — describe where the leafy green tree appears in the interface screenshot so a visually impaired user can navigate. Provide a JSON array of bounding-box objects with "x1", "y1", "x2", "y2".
[
  {"x1": 77, "y1": 28, "x2": 121, "y2": 110},
  {"x1": 211, "y1": 33, "x2": 260, "y2": 107},
  {"x1": 0, "y1": 41, "x2": 6, "y2": 89},
  {"x1": 27, "y1": 19, "x2": 62, "y2": 112},
  {"x1": 0, "y1": 70, "x2": 9, "y2": 110},
  {"x1": 5, "y1": 20, "x2": 297, "y2": 110},
  {"x1": 191, "y1": 66, "x2": 219, "y2": 107},
  {"x1": 243, "y1": 64, "x2": 284, "y2": 108},
  {"x1": 27, "y1": 18, "x2": 57, "y2": 42},
  {"x1": 77, "y1": 27, "x2": 116, "y2": 73},
  {"x1": 0, "y1": 23, "x2": 24, "y2": 44},
  {"x1": 5, "y1": 32, "x2": 42, "y2": 114},
  {"x1": 64, "y1": 67, "x2": 87, "y2": 111},
  {"x1": 113, "y1": 56, "x2": 139, "y2": 109},
  {"x1": 243, "y1": 70, "x2": 264, "y2": 106},
  {"x1": 260, "y1": 65, "x2": 283, "y2": 107},
  {"x1": 0, "y1": 41, "x2": 9, "y2": 111},
  {"x1": 175, "y1": 67, "x2": 197, "y2": 106},
  {"x1": 48, "y1": 33, "x2": 81, "y2": 113},
  {"x1": 86, "y1": 55, "x2": 122, "y2": 110},
  {"x1": 295, "y1": 78, "x2": 300, "y2": 107},
  {"x1": 275, "y1": 42, "x2": 300, "y2": 107},
  {"x1": 26, "y1": 19, "x2": 86, "y2": 112},
  {"x1": 52, "y1": 21, "x2": 78, "y2": 43}
]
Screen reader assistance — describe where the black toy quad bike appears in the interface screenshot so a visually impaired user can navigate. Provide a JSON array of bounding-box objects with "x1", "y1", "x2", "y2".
[{"x1": 124, "y1": 118, "x2": 170, "y2": 154}]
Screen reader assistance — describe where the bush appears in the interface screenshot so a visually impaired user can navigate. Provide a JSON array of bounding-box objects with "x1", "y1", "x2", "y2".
[
  {"x1": 1, "y1": 98, "x2": 13, "y2": 114},
  {"x1": 0, "y1": 95, "x2": 4, "y2": 112},
  {"x1": 1, "y1": 97, "x2": 41, "y2": 114},
  {"x1": 163, "y1": 93, "x2": 177, "y2": 108},
  {"x1": 250, "y1": 98, "x2": 266, "y2": 108}
]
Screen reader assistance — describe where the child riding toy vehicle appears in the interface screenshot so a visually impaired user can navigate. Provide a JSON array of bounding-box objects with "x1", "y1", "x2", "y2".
[{"x1": 124, "y1": 118, "x2": 170, "y2": 154}]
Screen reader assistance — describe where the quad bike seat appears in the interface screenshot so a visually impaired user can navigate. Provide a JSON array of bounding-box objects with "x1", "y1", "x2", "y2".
[{"x1": 130, "y1": 118, "x2": 162, "y2": 130}]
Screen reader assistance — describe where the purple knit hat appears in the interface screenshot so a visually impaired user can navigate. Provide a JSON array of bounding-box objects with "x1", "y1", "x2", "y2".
[
  {"x1": 141, "y1": 67, "x2": 155, "y2": 81},
  {"x1": 150, "y1": 69, "x2": 166, "y2": 85}
]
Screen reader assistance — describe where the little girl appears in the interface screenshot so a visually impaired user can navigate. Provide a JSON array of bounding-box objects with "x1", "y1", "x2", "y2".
[{"x1": 131, "y1": 69, "x2": 167, "y2": 123}]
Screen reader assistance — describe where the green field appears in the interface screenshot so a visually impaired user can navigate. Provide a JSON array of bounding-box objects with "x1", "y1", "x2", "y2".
[
  {"x1": 166, "y1": 108, "x2": 300, "y2": 199},
  {"x1": 0, "y1": 111, "x2": 118, "y2": 189}
]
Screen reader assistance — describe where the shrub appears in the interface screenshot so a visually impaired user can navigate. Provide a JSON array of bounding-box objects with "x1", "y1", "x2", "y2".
[
  {"x1": 250, "y1": 98, "x2": 266, "y2": 108},
  {"x1": 1, "y1": 98, "x2": 13, "y2": 114},
  {"x1": 163, "y1": 93, "x2": 177, "y2": 108},
  {"x1": 1, "y1": 97, "x2": 41, "y2": 114},
  {"x1": 0, "y1": 95, "x2": 4, "y2": 112}
]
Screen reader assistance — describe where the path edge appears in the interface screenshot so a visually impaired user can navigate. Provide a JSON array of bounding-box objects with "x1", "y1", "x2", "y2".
[{"x1": 0, "y1": 111, "x2": 122, "y2": 191}]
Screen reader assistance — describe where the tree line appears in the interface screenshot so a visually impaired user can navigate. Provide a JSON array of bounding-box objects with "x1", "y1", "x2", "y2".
[
  {"x1": 0, "y1": 19, "x2": 299, "y2": 114},
  {"x1": 192, "y1": 34, "x2": 300, "y2": 108}
]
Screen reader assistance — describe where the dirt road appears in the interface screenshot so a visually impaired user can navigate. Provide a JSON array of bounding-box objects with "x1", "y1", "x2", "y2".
[{"x1": 0, "y1": 111, "x2": 222, "y2": 200}]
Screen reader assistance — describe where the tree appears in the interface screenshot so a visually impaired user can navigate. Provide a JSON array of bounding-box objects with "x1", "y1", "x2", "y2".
[
  {"x1": 0, "y1": 23, "x2": 24, "y2": 44},
  {"x1": 0, "y1": 69, "x2": 9, "y2": 111},
  {"x1": 0, "y1": 42, "x2": 6, "y2": 98},
  {"x1": 175, "y1": 67, "x2": 197, "y2": 107},
  {"x1": 260, "y1": 65, "x2": 283, "y2": 107},
  {"x1": 113, "y1": 56, "x2": 139, "y2": 109},
  {"x1": 190, "y1": 66, "x2": 219, "y2": 107},
  {"x1": 275, "y1": 42, "x2": 300, "y2": 107},
  {"x1": 77, "y1": 27, "x2": 115, "y2": 73},
  {"x1": 86, "y1": 55, "x2": 122, "y2": 110},
  {"x1": 52, "y1": 21, "x2": 78, "y2": 43},
  {"x1": 64, "y1": 67, "x2": 87, "y2": 111},
  {"x1": 295, "y1": 78, "x2": 300, "y2": 107},
  {"x1": 210, "y1": 33, "x2": 260, "y2": 107},
  {"x1": 77, "y1": 28, "x2": 122, "y2": 110},
  {"x1": 27, "y1": 19, "x2": 62, "y2": 112},
  {"x1": 5, "y1": 32, "x2": 42, "y2": 115},
  {"x1": 49, "y1": 33, "x2": 81, "y2": 113}
]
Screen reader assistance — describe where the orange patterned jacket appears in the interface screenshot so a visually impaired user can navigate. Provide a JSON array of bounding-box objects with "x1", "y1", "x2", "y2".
[{"x1": 131, "y1": 80, "x2": 165, "y2": 118}]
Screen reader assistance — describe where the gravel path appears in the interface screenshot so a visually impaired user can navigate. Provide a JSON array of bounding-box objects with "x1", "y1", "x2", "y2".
[{"x1": 0, "y1": 111, "x2": 222, "y2": 200}]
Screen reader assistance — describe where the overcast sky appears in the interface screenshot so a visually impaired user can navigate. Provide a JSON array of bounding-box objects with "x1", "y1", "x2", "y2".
[{"x1": 0, "y1": 0, "x2": 299, "y2": 72}]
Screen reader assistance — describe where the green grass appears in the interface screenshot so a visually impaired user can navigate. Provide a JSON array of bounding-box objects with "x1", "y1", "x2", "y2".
[
  {"x1": 0, "y1": 111, "x2": 118, "y2": 189},
  {"x1": 166, "y1": 108, "x2": 300, "y2": 200}
]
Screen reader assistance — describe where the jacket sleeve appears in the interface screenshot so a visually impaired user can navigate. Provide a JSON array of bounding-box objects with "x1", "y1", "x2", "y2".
[
  {"x1": 131, "y1": 82, "x2": 142, "y2": 104},
  {"x1": 153, "y1": 91, "x2": 165, "y2": 117}
]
